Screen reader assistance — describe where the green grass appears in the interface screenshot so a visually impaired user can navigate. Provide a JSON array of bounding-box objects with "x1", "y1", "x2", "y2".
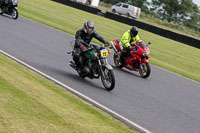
[
  {"x1": 0, "y1": 53, "x2": 137, "y2": 133},
  {"x1": 18, "y1": 0, "x2": 200, "y2": 82}
]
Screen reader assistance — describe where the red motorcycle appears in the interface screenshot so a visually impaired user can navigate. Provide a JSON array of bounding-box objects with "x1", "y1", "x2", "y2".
[{"x1": 110, "y1": 39, "x2": 152, "y2": 78}]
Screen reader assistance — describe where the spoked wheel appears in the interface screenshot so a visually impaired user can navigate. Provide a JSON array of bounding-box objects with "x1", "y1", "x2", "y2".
[
  {"x1": 12, "y1": 8, "x2": 18, "y2": 19},
  {"x1": 101, "y1": 67, "x2": 115, "y2": 91},
  {"x1": 139, "y1": 62, "x2": 151, "y2": 78},
  {"x1": 113, "y1": 53, "x2": 123, "y2": 68}
]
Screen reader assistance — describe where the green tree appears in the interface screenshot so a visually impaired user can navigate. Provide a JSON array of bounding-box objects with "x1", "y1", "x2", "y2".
[
  {"x1": 128, "y1": 0, "x2": 147, "y2": 8},
  {"x1": 151, "y1": 0, "x2": 197, "y2": 23},
  {"x1": 183, "y1": 5, "x2": 200, "y2": 32}
]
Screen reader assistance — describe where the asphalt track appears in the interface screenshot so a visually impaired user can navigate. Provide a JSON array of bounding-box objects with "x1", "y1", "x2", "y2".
[{"x1": 1, "y1": 15, "x2": 200, "y2": 133}]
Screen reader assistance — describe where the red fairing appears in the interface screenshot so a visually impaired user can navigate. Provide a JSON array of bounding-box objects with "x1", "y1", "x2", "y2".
[
  {"x1": 140, "y1": 58, "x2": 149, "y2": 63},
  {"x1": 113, "y1": 39, "x2": 121, "y2": 51},
  {"x1": 125, "y1": 41, "x2": 151, "y2": 71},
  {"x1": 112, "y1": 40, "x2": 152, "y2": 78},
  {"x1": 125, "y1": 56, "x2": 134, "y2": 70}
]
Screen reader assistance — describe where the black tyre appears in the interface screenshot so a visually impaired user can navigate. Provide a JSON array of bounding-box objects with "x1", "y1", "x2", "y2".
[
  {"x1": 139, "y1": 62, "x2": 151, "y2": 78},
  {"x1": 101, "y1": 67, "x2": 115, "y2": 91},
  {"x1": 77, "y1": 68, "x2": 86, "y2": 78},
  {"x1": 112, "y1": 9, "x2": 116, "y2": 13},
  {"x1": 113, "y1": 53, "x2": 123, "y2": 68},
  {"x1": 78, "y1": 73, "x2": 86, "y2": 78},
  {"x1": 12, "y1": 8, "x2": 18, "y2": 19}
]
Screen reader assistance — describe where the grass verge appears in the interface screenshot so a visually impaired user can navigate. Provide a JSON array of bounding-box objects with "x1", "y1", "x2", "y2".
[
  {"x1": 18, "y1": 0, "x2": 200, "y2": 82},
  {"x1": 0, "y1": 53, "x2": 137, "y2": 133}
]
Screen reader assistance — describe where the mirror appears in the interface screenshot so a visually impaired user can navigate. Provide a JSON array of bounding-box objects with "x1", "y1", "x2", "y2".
[{"x1": 148, "y1": 41, "x2": 152, "y2": 45}]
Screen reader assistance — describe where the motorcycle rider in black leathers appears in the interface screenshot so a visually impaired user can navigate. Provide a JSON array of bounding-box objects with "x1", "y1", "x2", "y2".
[{"x1": 73, "y1": 20, "x2": 110, "y2": 68}]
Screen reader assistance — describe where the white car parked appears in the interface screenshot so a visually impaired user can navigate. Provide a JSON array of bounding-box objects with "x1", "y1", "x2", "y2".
[{"x1": 111, "y1": 3, "x2": 141, "y2": 19}]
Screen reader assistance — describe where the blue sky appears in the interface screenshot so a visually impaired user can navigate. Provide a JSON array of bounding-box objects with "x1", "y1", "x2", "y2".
[{"x1": 193, "y1": 0, "x2": 200, "y2": 6}]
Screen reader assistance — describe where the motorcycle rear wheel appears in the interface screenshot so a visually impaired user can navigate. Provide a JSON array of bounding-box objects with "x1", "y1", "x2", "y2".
[
  {"x1": 77, "y1": 69, "x2": 86, "y2": 78},
  {"x1": 101, "y1": 67, "x2": 115, "y2": 91},
  {"x1": 139, "y1": 62, "x2": 151, "y2": 78},
  {"x1": 113, "y1": 53, "x2": 123, "y2": 68}
]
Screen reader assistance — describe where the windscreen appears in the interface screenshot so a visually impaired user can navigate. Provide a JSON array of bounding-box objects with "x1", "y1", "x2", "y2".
[{"x1": 137, "y1": 41, "x2": 146, "y2": 49}]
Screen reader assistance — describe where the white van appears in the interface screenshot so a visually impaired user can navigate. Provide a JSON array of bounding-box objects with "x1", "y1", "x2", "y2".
[{"x1": 111, "y1": 3, "x2": 141, "y2": 19}]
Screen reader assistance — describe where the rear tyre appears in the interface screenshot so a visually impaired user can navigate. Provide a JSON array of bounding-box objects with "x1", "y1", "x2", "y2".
[
  {"x1": 77, "y1": 68, "x2": 86, "y2": 79},
  {"x1": 139, "y1": 62, "x2": 151, "y2": 78},
  {"x1": 101, "y1": 67, "x2": 115, "y2": 91},
  {"x1": 113, "y1": 53, "x2": 123, "y2": 68},
  {"x1": 78, "y1": 71, "x2": 86, "y2": 78}
]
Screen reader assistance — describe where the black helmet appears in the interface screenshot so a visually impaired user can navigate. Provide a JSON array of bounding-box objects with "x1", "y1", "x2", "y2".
[
  {"x1": 84, "y1": 20, "x2": 94, "y2": 35},
  {"x1": 130, "y1": 26, "x2": 138, "y2": 37}
]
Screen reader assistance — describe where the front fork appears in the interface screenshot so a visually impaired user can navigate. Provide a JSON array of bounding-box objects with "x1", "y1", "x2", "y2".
[
  {"x1": 98, "y1": 58, "x2": 112, "y2": 79},
  {"x1": 139, "y1": 58, "x2": 149, "y2": 70}
]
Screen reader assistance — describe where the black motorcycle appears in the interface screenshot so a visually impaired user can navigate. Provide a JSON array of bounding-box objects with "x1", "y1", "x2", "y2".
[
  {"x1": 68, "y1": 42, "x2": 115, "y2": 91},
  {"x1": 0, "y1": 0, "x2": 18, "y2": 19}
]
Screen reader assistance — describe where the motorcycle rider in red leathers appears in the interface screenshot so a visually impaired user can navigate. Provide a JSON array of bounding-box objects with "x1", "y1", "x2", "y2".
[
  {"x1": 73, "y1": 20, "x2": 110, "y2": 68},
  {"x1": 119, "y1": 26, "x2": 141, "y2": 64}
]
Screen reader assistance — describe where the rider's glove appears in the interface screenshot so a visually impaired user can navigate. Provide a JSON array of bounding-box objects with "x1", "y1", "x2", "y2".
[
  {"x1": 104, "y1": 40, "x2": 111, "y2": 47},
  {"x1": 126, "y1": 46, "x2": 134, "y2": 52},
  {"x1": 131, "y1": 43, "x2": 136, "y2": 47},
  {"x1": 80, "y1": 44, "x2": 87, "y2": 51},
  {"x1": 80, "y1": 39, "x2": 84, "y2": 44}
]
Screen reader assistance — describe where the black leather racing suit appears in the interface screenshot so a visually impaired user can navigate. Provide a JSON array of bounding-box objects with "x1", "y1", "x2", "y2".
[{"x1": 73, "y1": 28, "x2": 106, "y2": 67}]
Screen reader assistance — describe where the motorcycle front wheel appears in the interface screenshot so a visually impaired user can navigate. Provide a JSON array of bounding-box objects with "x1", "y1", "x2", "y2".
[
  {"x1": 12, "y1": 8, "x2": 18, "y2": 19},
  {"x1": 113, "y1": 53, "x2": 123, "y2": 68},
  {"x1": 101, "y1": 67, "x2": 115, "y2": 91},
  {"x1": 139, "y1": 62, "x2": 151, "y2": 78}
]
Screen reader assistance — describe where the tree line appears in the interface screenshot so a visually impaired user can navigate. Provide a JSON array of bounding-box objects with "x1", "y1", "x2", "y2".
[{"x1": 101, "y1": 0, "x2": 200, "y2": 33}]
